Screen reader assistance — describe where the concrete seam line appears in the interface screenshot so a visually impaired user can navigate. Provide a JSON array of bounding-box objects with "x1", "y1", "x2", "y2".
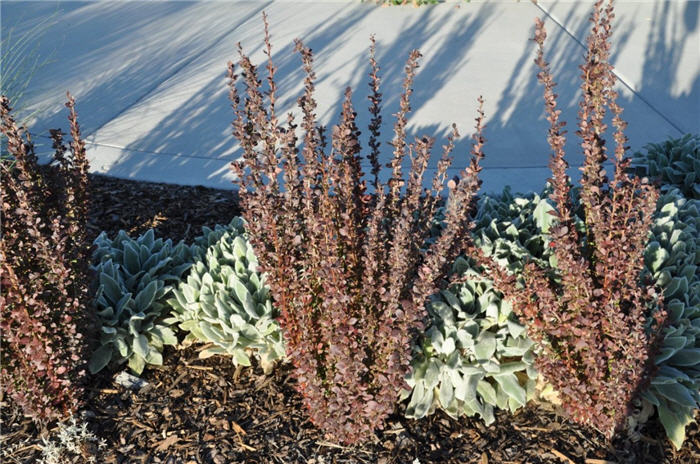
[
  {"x1": 84, "y1": 1, "x2": 274, "y2": 140},
  {"x1": 531, "y1": 0, "x2": 685, "y2": 135},
  {"x1": 33, "y1": 135, "x2": 620, "y2": 171}
]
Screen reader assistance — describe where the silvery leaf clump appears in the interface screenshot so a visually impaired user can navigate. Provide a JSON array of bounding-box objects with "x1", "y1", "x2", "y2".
[
  {"x1": 429, "y1": 188, "x2": 556, "y2": 270},
  {"x1": 403, "y1": 190, "x2": 552, "y2": 423},
  {"x1": 166, "y1": 218, "x2": 285, "y2": 373},
  {"x1": 632, "y1": 134, "x2": 699, "y2": 199},
  {"x1": 401, "y1": 259, "x2": 536, "y2": 424},
  {"x1": 640, "y1": 189, "x2": 700, "y2": 449},
  {"x1": 90, "y1": 229, "x2": 195, "y2": 374},
  {"x1": 472, "y1": 187, "x2": 556, "y2": 271}
]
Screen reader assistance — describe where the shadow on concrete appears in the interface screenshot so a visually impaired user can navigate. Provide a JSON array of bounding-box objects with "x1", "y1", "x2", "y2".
[
  {"x1": 106, "y1": 3, "x2": 499, "y2": 187},
  {"x1": 3, "y1": 1, "x2": 271, "y2": 136},
  {"x1": 4, "y1": 1, "x2": 698, "y2": 194}
]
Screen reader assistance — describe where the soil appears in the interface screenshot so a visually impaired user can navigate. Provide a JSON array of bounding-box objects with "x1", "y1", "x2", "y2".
[{"x1": 1, "y1": 173, "x2": 698, "y2": 464}]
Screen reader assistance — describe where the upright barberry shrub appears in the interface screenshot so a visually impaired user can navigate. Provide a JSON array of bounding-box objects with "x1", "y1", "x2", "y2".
[
  {"x1": 229, "y1": 15, "x2": 485, "y2": 443},
  {"x1": 0, "y1": 94, "x2": 91, "y2": 422},
  {"x1": 483, "y1": 1, "x2": 667, "y2": 438}
]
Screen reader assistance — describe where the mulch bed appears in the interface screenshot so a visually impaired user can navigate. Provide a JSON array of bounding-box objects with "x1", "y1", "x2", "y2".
[
  {"x1": 85, "y1": 174, "x2": 242, "y2": 244},
  {"x1": 1, "y1": 173, "x2": 698, "y2": 464}
]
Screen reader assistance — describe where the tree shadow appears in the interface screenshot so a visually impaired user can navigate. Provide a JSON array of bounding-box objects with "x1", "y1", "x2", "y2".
[
  {"x1": 4, "y1": 1, "x2": 698, "y2": 194},
  {"x1": 75, "y1": 2, "x2": 498, "y2": 188},
  {"x1": 2, "y1": 1, "x2": 272, "y2": 136},
  {"x1": 470, "y1": 0, "x2": 698, "y2": 193}
]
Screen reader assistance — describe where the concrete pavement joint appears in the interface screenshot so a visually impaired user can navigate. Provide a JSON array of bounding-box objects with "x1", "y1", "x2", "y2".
[
  {"x1": 532, "y1": 1, "x2": 685, "y2": 135},
  {"x1": 37, "y1": 134, "x2": 617, "y2": 172},
  {"x1": 84, "y1": 1, "x2": 274, "y2": 142}
]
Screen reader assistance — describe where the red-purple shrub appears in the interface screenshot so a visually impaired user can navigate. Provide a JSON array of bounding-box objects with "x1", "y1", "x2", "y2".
[
  {"x1": 0, "y1": 93, "x2": 91, "y2": 423},
  {"x1": 482, "y1": 1, "x2": 666, "y2": 438},
  {"x1": 229, "y1": 16, "x2": 485, "y2": 443}
]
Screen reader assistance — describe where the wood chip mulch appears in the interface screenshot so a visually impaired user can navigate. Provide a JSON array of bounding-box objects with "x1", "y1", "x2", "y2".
[
  {"x1": 1, "y1": 173, "x2": 698, "y2": 464},
  {"x1": 85, "y1": 174, "x2": 241, "y2": 244}
]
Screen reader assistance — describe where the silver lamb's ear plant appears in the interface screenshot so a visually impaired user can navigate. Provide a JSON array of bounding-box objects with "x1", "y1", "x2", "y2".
[
  {"x1": 407, "y1": 184, "x2": 700, "y2": 444},
  {"x1": 640, "y1": 189, "x2": 700, "y2": 450},
  {"x1": 90, "y1": 229, "x2": 195, "y2": 375},
  {"x1": 403, "y1": 189, "x2": 553, "y2": 423},
  {"x1": 631, "y1": 134, "x2": 699, "y2": 199},
  {"x1": 472, "y1": 187, "x2": 557, "y2": 272},
  {"x1": 401, "y1": 262, "x2": 537, "y2": 423},
  {"x1": 166, "y1": 218, "x2": 285, "y2": 374}
]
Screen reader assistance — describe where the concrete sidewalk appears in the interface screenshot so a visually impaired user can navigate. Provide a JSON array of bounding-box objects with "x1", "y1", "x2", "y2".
[{"x1": 2, "y1": 0, "x2": 698, "y2": 194}]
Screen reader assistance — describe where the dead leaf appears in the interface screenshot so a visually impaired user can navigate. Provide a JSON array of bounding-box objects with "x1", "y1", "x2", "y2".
[
  {"x1": 155, "y1": 435, "x2": 179, "y2": 452},
  {"x1": 231, "y1": 420, "x2": 246, "y2": 436},
  {"x1": 551, "y1": 449, "x2": 575, "y2": 464}
]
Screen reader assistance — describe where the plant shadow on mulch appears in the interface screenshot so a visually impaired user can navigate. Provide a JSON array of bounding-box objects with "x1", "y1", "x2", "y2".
[
  {"x1": 1, "y1": 173, "x2": 698, "y2": 464},
  {"x1": 85, "y1": 174, "x2": 242, "y2": 244}
]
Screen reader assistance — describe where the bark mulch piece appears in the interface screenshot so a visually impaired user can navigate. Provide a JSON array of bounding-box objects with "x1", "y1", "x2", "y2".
[{"x1": 1, "y1": 174, "x2": 699, "y2": 464}]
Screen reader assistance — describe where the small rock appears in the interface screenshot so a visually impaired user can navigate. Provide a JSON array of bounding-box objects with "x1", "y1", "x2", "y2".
[
  {"x1": 114, "y1": 371, "x2": 149, "y2": 391},
  {"x1": 396, "y1": 432, "x2": 414, "y2": 451}
]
